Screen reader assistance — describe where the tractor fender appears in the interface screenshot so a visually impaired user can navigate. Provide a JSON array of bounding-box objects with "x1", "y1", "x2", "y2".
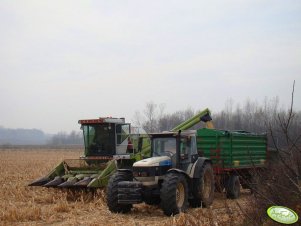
[{"x1": 190, "y1": 157, "x2": 212, "y2": 179}]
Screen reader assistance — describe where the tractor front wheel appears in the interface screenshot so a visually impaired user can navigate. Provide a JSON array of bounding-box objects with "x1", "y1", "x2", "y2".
[
  {"x1": 160, "y1": 172, "x2": 188, "y2": 216},
  {"x1": 106, "y1": 171, "x2": 133, "y2": 213}
]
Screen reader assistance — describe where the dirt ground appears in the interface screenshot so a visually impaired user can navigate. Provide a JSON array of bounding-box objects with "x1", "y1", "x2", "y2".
[{"x1": 0, "y1": 149, "x2": 252, "y2": 226}]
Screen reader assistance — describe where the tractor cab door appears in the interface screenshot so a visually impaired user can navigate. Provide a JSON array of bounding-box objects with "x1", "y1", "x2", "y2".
[
  {"x1": 178, "y1": 137, "x2": 191, "y2": 170},
  {"x1": 178, "y1": 136, "x2": 197, "y2": 171}
]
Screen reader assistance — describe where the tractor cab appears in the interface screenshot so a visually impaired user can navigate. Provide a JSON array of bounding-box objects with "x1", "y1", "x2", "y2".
[
  {"x1": 150, "y1": 131, "x2": 198, "y2": 169},
  {"x1": 79, "y1": 117, "x2": 131, "y2": 157}
]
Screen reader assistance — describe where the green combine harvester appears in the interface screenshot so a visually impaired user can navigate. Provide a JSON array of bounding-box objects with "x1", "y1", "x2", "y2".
[
  {"x1": 29, "y1": 117, "x2": 150, "y2": 188},
  {"x1": 29, "y1": 109, "x2": 213, "y2": 189}
]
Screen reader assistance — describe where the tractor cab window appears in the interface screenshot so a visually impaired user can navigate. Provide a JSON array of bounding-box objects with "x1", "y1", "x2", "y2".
[
  {"x1": 152, "y1": 137, "x2": 176, "y2": 157},
  {"x1": 180, "y1": 137, "x2": 192, "y2": 159}
]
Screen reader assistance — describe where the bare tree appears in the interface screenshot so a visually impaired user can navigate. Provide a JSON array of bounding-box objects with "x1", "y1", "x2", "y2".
[
  {"x1": 143, "y1": 101, "x2": 158, "y2": 133},
  {"x1": 242, "y1": 81, "x2": 301, "y2": 225}
]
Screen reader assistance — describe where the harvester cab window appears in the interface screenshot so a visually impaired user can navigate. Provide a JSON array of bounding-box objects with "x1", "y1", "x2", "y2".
[
  {"x1": 115, "y1": 124, "x2": 131, "y2": 154},
  {"x1": 82, "y1": 124, "x2": 115, "y2": 156},
  {"x1": 116, "y1": 124, "x2": 130, "y2": 145},
  {"x1": 85, "y1": 126, "x2": 95, "y2": 152}
]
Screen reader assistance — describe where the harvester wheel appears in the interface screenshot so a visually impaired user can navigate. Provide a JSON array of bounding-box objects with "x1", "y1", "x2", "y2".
[
  {"x1": 189, "y1": 162, "x2": 214, "y2": 207},
  {"x1": 106, "y1": 171, "x2": 133, "y2": 213},
  {"x1": 226, "y1": 175, "x2": 240, "y2": 199},
  {"x1": 160, "y1": 172, "x2": 188, "y2": 216}
]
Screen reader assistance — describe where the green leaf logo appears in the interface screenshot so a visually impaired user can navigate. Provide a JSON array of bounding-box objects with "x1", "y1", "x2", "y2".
[{"x1": 267, "y1": 206, "x2": 299, "y2": 224}]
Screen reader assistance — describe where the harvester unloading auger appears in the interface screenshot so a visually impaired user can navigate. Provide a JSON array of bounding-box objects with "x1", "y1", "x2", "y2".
[{"x1": 28, "y1": 109, "x2": 213, "y2": 189}]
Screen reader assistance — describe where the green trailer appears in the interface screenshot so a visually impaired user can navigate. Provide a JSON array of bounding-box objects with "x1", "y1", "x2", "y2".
[
  {"x1": 197, "y1": 128, "x2": 267, "y2": 197},
  {"x1": 197, "y1": 128, "x2": 266, "y2": 170}
]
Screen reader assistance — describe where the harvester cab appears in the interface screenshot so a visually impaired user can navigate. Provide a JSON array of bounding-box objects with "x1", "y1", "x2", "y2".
[
  {"x1": 79, "y1": 117, "x2": 133, "y2": 157},
  {"x1": 28, "y1": 117, "x2": 150, "y2": 189}
]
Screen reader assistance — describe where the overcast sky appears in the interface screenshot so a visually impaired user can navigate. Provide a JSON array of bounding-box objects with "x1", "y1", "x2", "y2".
[{"x1": 0, "y1": 1, "x2": 300, "y2": 133}]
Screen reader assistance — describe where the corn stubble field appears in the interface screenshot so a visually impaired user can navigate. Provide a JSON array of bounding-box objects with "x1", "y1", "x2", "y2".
[{"x1": 0, "y1": 149, "x2": 251, "y2": 226}]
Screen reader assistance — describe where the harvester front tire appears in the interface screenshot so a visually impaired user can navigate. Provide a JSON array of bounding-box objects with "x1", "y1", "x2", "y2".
[
  {"x1": 226, "y1": 175, "x2": 240, "y2": 199},
  {"x1": 160, "y1": 172, "x2": 188, "y2": 216},
  {"x1": 106, "y1": 171, "x2": 133, "y2": 213},
  {"x1": 189, "y1": 162, "x2": 214, "y2": 207}
]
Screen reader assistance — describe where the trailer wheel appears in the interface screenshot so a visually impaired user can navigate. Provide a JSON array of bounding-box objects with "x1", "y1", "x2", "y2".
[
  {"x1": 106, "y1": 171, "x2": 133, "y2": 213},
  {"x1": 226, "y1": 175, "x2": 240, "y2": 199},
  {"x1": 190, "y1": 162, "x2": 214, "y2": 207},
  {"x1": 160, "y1": 172, "x2": 188, "y2": 216}
]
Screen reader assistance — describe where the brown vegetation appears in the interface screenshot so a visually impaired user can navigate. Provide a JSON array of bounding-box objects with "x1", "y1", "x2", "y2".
[
  {"x1": 0, "y1": 148, "x2": 252, "y2": 226},
  {"x1": 242, "y1": 83, "x2": 301, "y2": 226}
]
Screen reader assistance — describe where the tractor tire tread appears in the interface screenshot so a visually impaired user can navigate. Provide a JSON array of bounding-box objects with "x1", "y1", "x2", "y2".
[
  {"x1": 189, "y1": 162, "x2": 214, "y2": 208},
  {"x1": 160, "y1": 172, "x2": 188, "y2": 216},
  {"x1": 106, "y1": 171, "x2": 133, "y2": 213}
]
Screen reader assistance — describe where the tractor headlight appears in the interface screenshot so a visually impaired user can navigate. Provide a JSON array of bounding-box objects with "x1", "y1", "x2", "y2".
[{"x1": 133, "y1": 167, "x2": 151, "y2": 177}]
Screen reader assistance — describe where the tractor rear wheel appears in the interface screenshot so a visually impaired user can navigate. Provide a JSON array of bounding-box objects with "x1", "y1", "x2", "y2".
[
  {"x1": 190, "y1": 162, "x2": 214, "y2": 207},
  {"x1": 226, "y1": 175, "x2": 240, "y2": 199},
  {"x1": 106, "y1": 171, "x2": 133, "y2": 213},
  {"x1": 160, "y1": 172, "x2": 188, "y2": 216}
]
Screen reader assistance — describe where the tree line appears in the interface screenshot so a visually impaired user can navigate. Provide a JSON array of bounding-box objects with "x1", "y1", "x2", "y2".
[
  {"x1": 134, "y1": 97, "x2": 301, "y2": 148},
  {"x1": 0, "y1": 127, "x2": 83, "y2": 146},
  {"x1": 47, "y1": 131, "x2": 83, "y2": 145},
  {"x1": 1, "y1": 97, "x2": 299, "y2": 148},
  {"x1": 0, "y1": 127, "x2": 47, "y2": 145}
]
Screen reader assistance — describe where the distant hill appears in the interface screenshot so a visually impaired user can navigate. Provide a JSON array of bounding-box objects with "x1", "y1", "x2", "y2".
[{"x1": 0, "y1": 126, "x2": 49, "y2": 145}]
